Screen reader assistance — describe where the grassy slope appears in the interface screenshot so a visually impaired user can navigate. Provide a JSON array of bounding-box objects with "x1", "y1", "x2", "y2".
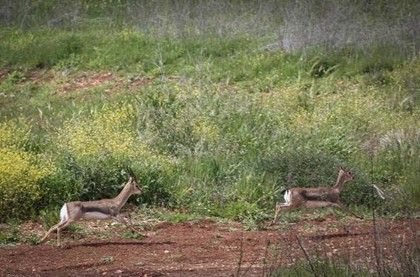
[{"x1": 0, "y1": 15, "x2": 419, "y2": 223}]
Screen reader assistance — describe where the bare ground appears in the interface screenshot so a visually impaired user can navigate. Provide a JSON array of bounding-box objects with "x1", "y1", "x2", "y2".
[{"x1": 1, "y1": 216, "x2": 418, "y2": 277}]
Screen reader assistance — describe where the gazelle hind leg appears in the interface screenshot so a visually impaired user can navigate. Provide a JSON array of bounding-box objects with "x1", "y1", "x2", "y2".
[
  {"x1": 56, "y1": 219, "x2": 74, "y2": 246},
  {"x1": 39, "y1": 222, "x2": 62, "y2": 244},
  {"x1": 273, "y1": 202, "x2": 282, "y2": 223},
  {"x1": 272, "y1": 190, "x2": 293, "y2": 224},
  {"x1": 272, "y1": 203, "x2": 294, "y2": 224},
  {"x1": 40, "y1": 204, "x2": 74, "y2": 245}
]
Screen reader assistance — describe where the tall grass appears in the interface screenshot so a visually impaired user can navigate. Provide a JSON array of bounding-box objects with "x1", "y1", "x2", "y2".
[
  {"x1": 278, "y1": 0, "x2": 418, "y2": 54},
  {"x1": 0, "y1": 0, "x2": 281, "y2": 36},
  {"x1": 2, "y1": 70, "x2": 418, "y2": 221},
  {"x1": 0, "y1": 0, "x2": 419, "y2": 221},
  {"x1": 264, "y1": 208, "x2": 419, "y2": 276}
]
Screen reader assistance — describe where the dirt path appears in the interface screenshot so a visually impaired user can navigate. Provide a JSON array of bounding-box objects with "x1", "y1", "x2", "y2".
[{"x1": 1, "y1": 218, "x2": 418, "y2": 276}]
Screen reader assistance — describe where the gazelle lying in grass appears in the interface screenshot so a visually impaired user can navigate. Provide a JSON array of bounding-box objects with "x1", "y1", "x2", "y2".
[
  {"x1": 40, "y1": 176, "x2": 142, "y2": 246},
  {"x1": 273, "y1": 168, "x2": 357, "y2": 223}
]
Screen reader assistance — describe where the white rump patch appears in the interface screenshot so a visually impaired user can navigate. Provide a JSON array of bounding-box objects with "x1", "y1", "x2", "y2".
[
  {"x1": 284, "y1": 190, "x2": 292, "y2": 205},
  {"x1": 60, "y1": 204, "x2": 69, "y2": 223},
  {"x1": 83, "y1": 212, "x2": 112, "y2": 220}
]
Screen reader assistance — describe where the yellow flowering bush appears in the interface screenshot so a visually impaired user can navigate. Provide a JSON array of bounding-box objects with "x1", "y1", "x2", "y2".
[
  {"x1": 0, "y1": 120, "x2": 54, "y2": 220},
  {"x1": 0, "y1": 119, "x2": 30, "y2": 149},
  {"x1": 192, "y1": 117, "x2": 220, "y2": 144},
  {"x1": 58, "y1": 106, "x2": 135, "y2": 158},
  {"x1": 50, "y1": 104, "x2": 176, "y2": 203},
  {"x1": 57, "y1": 104, "x2": 173, "y2": 171},
  {"x1": 0, "y1": 120, "x2": 58, "y2": 220},
  {"x1": 0, "y1": 148, "x2": 54, "y2": 220}
]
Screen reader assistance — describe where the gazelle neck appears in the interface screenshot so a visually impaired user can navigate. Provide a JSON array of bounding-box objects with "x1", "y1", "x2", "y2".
[
  {"x1": 333, "y1": 170, "x2": 347, "y2": 191},
  {"x1": 114, "y1": 183, "x2": 133, "y2": 209}
]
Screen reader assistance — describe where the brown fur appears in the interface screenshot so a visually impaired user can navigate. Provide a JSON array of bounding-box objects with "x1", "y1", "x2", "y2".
[
  {"x1": 39, "y1": 177, "x2": 142, "y2": 246},
  {"x1": 273, "y1": 168, "x2": 354, "y2": 223}
]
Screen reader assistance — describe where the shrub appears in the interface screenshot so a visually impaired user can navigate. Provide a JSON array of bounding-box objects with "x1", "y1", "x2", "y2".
[
  {"x1": 0, "y1": 120, "x2": 55, "y2": 221},
  {"x1": 0, "y1": 1, "x2": 418, "y2": 221},
  {"x1": 53, "y1": 103, "x2": 175, "y2": 204},
  {"x1": 0, "y1": 148, "x2": 54, "y2": 221},
  {"x1": 374, "y1": 128, "x2": 420, "y2": 209},
  {"x1": 0, "y1": 29, "x2": 85, "y2": 68},
  {"x1": 0, "y1": 119, "x2": 30, "y2": 149}
]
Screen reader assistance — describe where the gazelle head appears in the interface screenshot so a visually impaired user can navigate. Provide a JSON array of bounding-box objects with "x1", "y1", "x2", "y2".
[
  {"x1": 339, "y1": 167, "x2": 354, "y2": 183},
  {"x1": 127, "y1": 175, "x2": 142, "y2": 195}
]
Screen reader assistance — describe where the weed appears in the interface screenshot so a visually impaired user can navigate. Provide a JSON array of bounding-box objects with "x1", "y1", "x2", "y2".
[
  {"x1": 0, "y1": 1, "x2": 418, "y2": 223},
  {"x1": 100, "y1": 256, "x2": 114, "y2": 264},
  {"x1": 23, "y1": 234, "x2": 40, "y2": 245},
  {"x1": 121, "y1": 230, "x2": 143, "y2": 240},
  {"x1": 39, "y1": 209, "x2": 59, "y2": 229},
  {"x1": 155, "y1": 210, "x2": 202, "y2": 224},
  {"x1": 0, "y1": 226, "x2": 20, "y2": 245}
]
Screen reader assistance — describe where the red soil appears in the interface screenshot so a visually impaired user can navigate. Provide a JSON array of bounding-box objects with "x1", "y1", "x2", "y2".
[{"x1": 0, "y1": 217, "x2": 418, "y2": 276}]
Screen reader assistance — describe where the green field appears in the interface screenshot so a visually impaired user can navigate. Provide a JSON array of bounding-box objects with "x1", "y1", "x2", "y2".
[{"x1": 0, "y1": 0, "x2": 419, "y2": 225}]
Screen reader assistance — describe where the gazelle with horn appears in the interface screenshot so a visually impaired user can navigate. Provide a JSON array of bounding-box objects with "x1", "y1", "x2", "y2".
[
  {"x1": 273, "y1": 167, "x2": 356, "y2": 223},
  {"x1": 40, "y1": 176, "x2": 142, "y2": 246}
]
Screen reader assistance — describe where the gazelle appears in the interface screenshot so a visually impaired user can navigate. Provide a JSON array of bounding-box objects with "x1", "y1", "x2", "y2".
[
  {"x1": 273, "y1": 168, "x2": 355, "y2": 223},
  {"x1": 40, "y1": 176, "x2": 142, "y2": 246}
]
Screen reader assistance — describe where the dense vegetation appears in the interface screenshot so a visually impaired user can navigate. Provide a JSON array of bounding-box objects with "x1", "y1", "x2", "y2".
[{"x1": 0, "y1": 0, "x2": 419, "y2": 223}]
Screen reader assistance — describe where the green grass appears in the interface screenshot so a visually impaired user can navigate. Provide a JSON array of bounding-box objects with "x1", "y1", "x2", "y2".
[
  {"x1": 152, "y1": 210, "x2": 203, "y2": 224},
  {"x1": 0, "y1": 226, "x2": 20, "y2": 245},
  {"x1": 269, "y1": 236, "x2": 420, "y2": 277},
  {"x1": 1, "y1": 26, "x2": 411, "y2": 87},
  {"x1": 0, "y1": 5, "x2": 418, "y2": 277},
  {"x1": 271, "y1": 259, "x2": 369, "y2": 277},
  {"x1": 0, "y1": 2, "x2": 419, "y2": 224},
  {"x1": 0, "y1": 28, "x2": 265, "y2": 77}
]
